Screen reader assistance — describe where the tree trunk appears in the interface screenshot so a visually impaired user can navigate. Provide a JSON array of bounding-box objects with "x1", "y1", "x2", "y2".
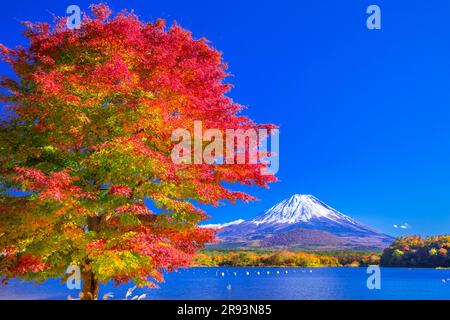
[
  {"x1": 87, "y1": 215, "x2": 102, "y2": 233},
  {"x1": 80, "y1": 216, "x2": 103, "y2": 300},
  {"x1": 81, "y1": 268, "x2": 99, "y2": 300}
]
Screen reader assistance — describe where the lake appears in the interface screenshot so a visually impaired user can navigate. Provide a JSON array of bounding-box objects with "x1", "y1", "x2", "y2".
[{"x1": 1, "y1": 267, "x2": 450, "y2": 300}]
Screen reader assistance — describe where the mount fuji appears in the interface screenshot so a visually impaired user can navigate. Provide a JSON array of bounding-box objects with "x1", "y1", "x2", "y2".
[{"x1": 204, "y1": 194, "x2": 394, "y2": 250}]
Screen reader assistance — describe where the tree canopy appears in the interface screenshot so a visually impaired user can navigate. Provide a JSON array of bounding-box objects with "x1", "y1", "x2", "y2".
[
  {"x1": 0, "y1": 3, "x2": 276, "y2": 299},
  {"x1": 381, "y1": 235, "x2": 450, "y2": 267}
]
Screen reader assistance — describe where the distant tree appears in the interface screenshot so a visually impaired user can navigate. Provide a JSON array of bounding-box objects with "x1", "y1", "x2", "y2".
[
  {"x1": 0, "y1": 4, "x2": 275, "y2": 299},
  {"x1": 381, "y1": 236, "x2": 450, "y2": 267}
]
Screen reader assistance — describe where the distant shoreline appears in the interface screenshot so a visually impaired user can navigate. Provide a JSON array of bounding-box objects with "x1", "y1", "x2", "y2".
[
  {"x1": 193, "y1": 249, "x2": 380, "y2": 268},
  {"x1": 196, "y1": 235, "x2": 450, "y2": 269}
]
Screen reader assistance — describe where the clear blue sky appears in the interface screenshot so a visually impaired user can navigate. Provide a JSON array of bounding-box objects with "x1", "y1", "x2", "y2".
[{"x1": 1, "y1": 0, "x2": 450, "y2": 236}]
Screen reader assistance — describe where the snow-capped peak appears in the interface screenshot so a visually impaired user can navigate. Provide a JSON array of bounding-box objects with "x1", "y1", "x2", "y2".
[
  {"x1": 250, "y1": 194, "x2": 357, "y2": 225},
  {"x1": 204, "y1": 194, "x2": 392, "y2": 250}
]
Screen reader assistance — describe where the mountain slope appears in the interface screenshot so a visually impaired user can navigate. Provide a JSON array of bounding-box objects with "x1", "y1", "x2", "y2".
[{"x1": 205, "y1": 194, "x2": 394, "y2": 250}]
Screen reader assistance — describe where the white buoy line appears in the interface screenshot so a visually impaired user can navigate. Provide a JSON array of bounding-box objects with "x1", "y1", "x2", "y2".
[{"x1": 177, "y1": 268, "x2": 315, "y2": 277}]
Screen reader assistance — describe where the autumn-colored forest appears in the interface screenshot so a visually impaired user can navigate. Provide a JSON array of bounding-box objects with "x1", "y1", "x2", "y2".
[
  {"x1": 194, "y1": 250, "x2": 381, "y2": 267},
  {"x1": 197, "y1": 236, "x2": 450, "y2": 268},
  {"x1": 381, "y1": 235, "x2": 450, "y2": 267}
]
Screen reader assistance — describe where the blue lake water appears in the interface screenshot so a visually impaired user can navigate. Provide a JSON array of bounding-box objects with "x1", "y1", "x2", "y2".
[{"x1": 1, "y1": 267, "x2": 450, "y2": 300}]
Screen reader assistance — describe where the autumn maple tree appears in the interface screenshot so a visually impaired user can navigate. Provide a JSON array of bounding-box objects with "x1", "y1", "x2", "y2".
[{"x1": 0, "y1": 3, "x2": 276, "y2": 299}]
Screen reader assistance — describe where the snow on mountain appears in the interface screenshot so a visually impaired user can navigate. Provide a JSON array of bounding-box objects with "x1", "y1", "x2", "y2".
[
  {"x1": 250, "y1": 194, "x2": 357, "y2": 225},
  {"x1": 206, "y1": 194, "x2": 394, "y2": 250}
]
